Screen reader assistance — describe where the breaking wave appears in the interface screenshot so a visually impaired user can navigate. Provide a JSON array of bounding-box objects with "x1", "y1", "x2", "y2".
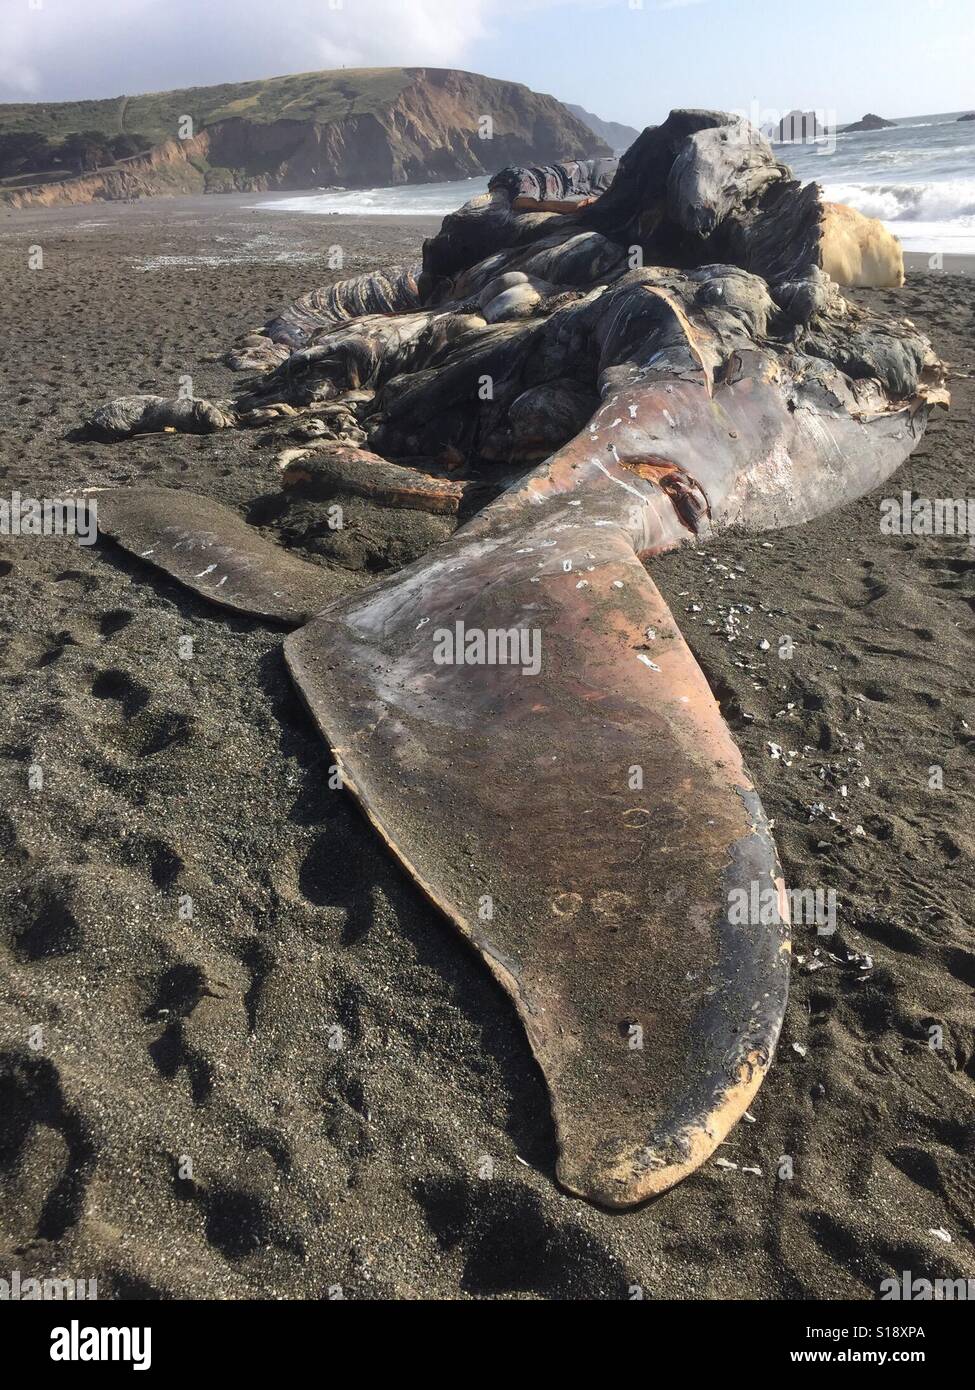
[
  {"x1": 822, "y1": 179, "x2": 975, "y2": 222},
  {"x1": 256, "y1": 178, "x2": 487, "y2": 217}
]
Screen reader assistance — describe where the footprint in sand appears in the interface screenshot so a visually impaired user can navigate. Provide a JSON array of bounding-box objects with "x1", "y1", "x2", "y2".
[{"x1": 0, "y1": 1051, "x2": 95, "y2": 1243}]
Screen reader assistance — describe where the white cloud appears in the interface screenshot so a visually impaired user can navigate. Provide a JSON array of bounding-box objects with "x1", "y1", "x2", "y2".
[
  {"x1": 297, "y1": 0, "x2": 491, "y2": 72},
  {"x1": 0, "y1": 0, "x2": 629, "y2": 104},
  {"x1": 0, "y1": 0, "x2": 497, "y2": 102}
]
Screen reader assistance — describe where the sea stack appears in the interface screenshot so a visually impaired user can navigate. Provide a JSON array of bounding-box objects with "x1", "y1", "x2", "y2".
[
  {"x1": 778, "y1": 109, "x2": 827, "y2": 142},
  {"x1": 842, "y1": 112, "x2": 897, "y2": 132}
]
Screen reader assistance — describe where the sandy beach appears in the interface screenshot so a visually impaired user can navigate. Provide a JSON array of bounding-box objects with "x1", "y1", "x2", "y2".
[{"x1": 1, "y1": 193, "x2": 973, "y2": 1300}]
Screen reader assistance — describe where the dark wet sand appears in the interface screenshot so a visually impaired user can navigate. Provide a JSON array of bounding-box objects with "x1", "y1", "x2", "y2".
[{"x1": 0, "y1": 194, "x2": 973, "y2": 1299}]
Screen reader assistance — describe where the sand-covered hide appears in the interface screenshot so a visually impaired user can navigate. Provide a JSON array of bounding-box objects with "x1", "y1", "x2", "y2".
[{"x1": 0, "y1": 197, "x2": 973, "y2": 1297}]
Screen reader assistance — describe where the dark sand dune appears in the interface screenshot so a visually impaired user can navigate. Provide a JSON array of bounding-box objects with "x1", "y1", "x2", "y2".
[{"x1": 0, "y1": 197, "x2": 972, "y2": 1298}]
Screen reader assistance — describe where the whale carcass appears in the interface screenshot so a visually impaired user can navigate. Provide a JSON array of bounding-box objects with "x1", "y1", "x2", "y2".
[{"x1": 83, "y1": 111, "x2": 947, "y2": 1207}]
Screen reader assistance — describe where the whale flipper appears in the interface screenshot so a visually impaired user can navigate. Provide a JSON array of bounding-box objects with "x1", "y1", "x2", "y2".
[{"x1": 91, "y1": 486, "x2": 340, "y2": 625}]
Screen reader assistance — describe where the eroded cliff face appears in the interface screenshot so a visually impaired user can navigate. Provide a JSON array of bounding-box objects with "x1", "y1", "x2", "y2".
[
  {"x1": 0, "y1": 133, "x2": 210, "y2": 208},
  {"x1": 1, "y1": 69, "x2": 610, "y2": 209}
]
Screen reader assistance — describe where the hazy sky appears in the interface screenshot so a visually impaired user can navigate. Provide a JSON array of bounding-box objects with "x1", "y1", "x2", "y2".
[{"x1": 1, "y1": 0, "x2": 971, "y2": 128}]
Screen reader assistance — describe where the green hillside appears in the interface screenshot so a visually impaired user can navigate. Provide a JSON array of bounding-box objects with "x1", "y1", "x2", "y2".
[{"x1": 0, "y1": 67, "x2": 416, "y2": 145}]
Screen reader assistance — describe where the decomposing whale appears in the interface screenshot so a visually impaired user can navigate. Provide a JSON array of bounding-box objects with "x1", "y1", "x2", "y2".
[{"x1": 81, "y1": 111, "x2": 947, "y2": 1208}]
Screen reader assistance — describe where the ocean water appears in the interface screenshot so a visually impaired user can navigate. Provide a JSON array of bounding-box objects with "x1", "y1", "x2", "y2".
[
  {"x1": 257, "y1": 178, "x2": 486, "y2": 218},
  {"x1": 256, "y1": 111, "x2": 975, "y2": 256},
  {"x1": 782, "y1": 111, "x2": 975, "y2": 255}
]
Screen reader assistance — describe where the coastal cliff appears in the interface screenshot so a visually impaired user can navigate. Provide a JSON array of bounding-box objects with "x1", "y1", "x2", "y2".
[
  {"x1": 0, "y1": 67, "x2": 610, "y2": 209},
  {"x1": 565, "y1": 103, "x2": 640, "y2": 153}
]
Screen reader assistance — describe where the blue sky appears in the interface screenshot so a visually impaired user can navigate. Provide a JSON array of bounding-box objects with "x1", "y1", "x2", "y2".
[
  {"x1": 2, "y1": 0, "x2": 971, "y2": 128},
  {"x1": 476, "y1": 0, "x2": 974, "y2": 127}
]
